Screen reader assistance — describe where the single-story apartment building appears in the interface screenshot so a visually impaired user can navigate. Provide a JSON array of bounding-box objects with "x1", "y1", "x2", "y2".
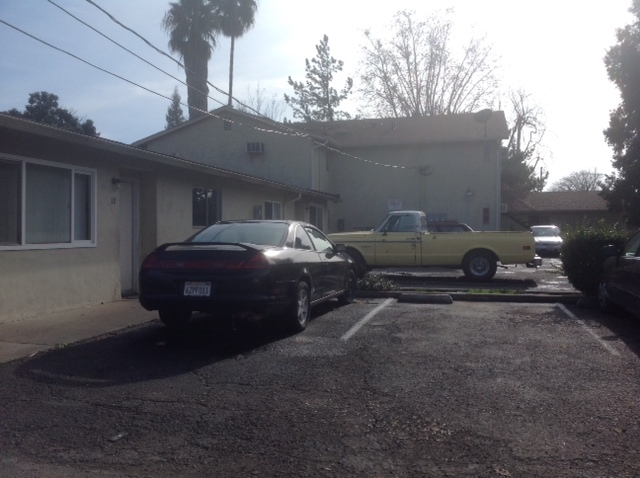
[
  {"x1": 0, "y1": 114, "x2": 338, "y2": 320},
  {"x1": 502, "y1": 191, "x2": 621, "y2": 230}
]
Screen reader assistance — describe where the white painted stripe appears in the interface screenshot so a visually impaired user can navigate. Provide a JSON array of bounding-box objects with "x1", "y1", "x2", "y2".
[
  {"x1": 341, "y1": 298, "x2": 394, "y2": 341},
  {"x1": 556, "y1": 303, "x2": 620, "y2": 356}
]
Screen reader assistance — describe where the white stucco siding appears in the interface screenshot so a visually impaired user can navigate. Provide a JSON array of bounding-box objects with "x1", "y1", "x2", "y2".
[
  {"x1": 327, "y1": 141, "x2": 501, "y2": 232},
  {"x1": 0, "y1": 165, "x2": 122, "y2": 321},
  {"x1": 143, "y1": 117, "x2": 317, "y2": 190}
]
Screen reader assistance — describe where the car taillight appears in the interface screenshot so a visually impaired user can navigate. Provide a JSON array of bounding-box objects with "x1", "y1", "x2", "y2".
[
  {"x1": 141, "y1": 252, "x2": 160, "y2": 269},
  {"x1": 241, "y1": 253, "x2": 270, "y2": 270}
]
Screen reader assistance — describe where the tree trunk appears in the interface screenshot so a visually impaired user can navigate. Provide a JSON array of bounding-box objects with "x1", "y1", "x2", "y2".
[{"x1": 228, "y1": 36, "x2": 235, "y2": 107}]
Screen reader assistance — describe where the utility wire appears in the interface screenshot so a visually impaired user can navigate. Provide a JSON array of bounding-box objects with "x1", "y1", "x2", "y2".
[
  {"x1": 84, "y1": 0, "x2": 262, "y2": 117},
  {"x1": 80, "y1": 1, "x2": 407, "y2": 169},
  {"x1": 0, "y1": 16, "x2": 407, "y2": 170},
  {"x1": 47, "y1": 0, "x2": 224, "y2": 110}
]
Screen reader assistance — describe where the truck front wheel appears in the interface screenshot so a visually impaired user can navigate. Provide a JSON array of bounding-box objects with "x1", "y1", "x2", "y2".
[{"x1": 462, "y1": 250, "x2": 497, "y2": 281}]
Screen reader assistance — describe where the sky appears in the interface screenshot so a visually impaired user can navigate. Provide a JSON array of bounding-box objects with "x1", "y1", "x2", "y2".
[{"x1": 0, "y1": 0, "x2": 635, "y2": 188}]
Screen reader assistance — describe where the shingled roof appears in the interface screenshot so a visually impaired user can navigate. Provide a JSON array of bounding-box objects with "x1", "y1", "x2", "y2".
[
  {"x1": 294, "y1": 110, "x2": 509, "y2": 148},
  {"x1": 511, "y1": 191, "x2": 609, "y2": 212}
]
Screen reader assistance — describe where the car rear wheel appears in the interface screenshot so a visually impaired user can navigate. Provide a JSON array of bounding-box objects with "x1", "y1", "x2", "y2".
[
  {"x1": 158, "y1": 308, "x2": 191, "y2": 328},
  {"x1": 338, "y1": 269, "x2": 357, "y2": 305},
  {"x1": 462, "y1": 250, "x2": 497, "y2": 281},
  {"x1": 285, "y1": 281, "x2": 311, "y2": 332}
]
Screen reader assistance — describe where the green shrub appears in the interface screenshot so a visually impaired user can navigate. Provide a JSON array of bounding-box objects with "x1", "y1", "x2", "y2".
[
  {"x1": 357, "y1": 273, "x2": 399, "y2": 291},
  {"x1": 561, "y1": 221, "x2": 629, "y2": 296}
]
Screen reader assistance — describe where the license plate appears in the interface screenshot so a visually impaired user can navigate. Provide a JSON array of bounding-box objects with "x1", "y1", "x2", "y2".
[{"x1": 183, "y1": 282, "x2": 211, "y2": 297}]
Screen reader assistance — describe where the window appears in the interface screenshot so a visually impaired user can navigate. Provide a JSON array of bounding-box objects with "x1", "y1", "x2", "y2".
[
  {"x1": 483, "y1": 207, "x2": 490, "y2": 225},
  {"x1": 264, "y1": 201, "x2": 282, "y2": 220},
  {"x1": 192, "y1": 188, "x2": 221, "y2": 227},
  {"x1": 0, "y1": 157, "x2": 96, "y2": 249},
  {"x1": 308, "y1": 205, "x2": 324, "y2": 230},
  {"x1": 0, "y1": 160, "x2": 21, "y2": 244},
  {"x1": 623, "y1": 230, "x2": 640, "y2": 257},
  {"x1": 305, "y1": 226, "x2": 334, "y2": 253},
  {"x1": 294, "y1": 226, "x2": 313, "y2": 250}
]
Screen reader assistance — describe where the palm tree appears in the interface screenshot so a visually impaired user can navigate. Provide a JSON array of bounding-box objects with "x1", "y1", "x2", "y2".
[
  {"x1": 214, "y1": 0, "x2": 258, "y2": 107},
  {"x1": 162, "y1": 0, "x2": 219, "y2": 119}
]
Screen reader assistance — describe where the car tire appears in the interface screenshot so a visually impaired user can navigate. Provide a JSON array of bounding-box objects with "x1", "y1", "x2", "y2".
[
  {"x1": 338, "y1": 269, "x2": 357, "y2": 305},
  {"x1": 345, "y1": 248, "x2": 368, "y2": 278},
  {"x1": 158, "y1": 308, "x2": 191, "y2": 328},
  {"x1": 285, "y1": 281, "x2": 311, "y2": 332},
  {"x1": 462, "y1": 250, "x2": 497, "y2": 281},
  {"x1": 597, "y1": 279, "x2": 614, "y2": 313}
]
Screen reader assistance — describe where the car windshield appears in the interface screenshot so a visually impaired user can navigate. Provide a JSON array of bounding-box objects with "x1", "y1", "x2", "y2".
[
  {"x1": 532, "y1": 226, "x2": 560, "y2": 237},
  {"x1": 190, "y1": 222, "x2": 289, "y2": 246}
]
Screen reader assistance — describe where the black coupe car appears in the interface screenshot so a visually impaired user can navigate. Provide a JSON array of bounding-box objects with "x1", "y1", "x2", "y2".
[
  {"x1": 139, "y1": 220, "x2": 357, "y2": 332},
  {"x1": 598, "y1": 228, "x2": 640, "y2": 319}
]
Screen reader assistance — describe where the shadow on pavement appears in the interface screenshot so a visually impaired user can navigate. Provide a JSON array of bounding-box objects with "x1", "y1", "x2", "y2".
[{"x1": 14, "y1": 307, "x2": 333, "y2": 388}]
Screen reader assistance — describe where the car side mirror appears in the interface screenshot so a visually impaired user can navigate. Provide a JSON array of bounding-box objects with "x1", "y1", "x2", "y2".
[{"x1": 602, "y1": 244, "x2": 619, "y2": 258}]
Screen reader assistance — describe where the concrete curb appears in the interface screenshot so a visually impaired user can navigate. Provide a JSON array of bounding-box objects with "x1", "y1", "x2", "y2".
[
  {"x1": 398, "y1": 293, "x2": 454, "y2": 304},
  {"x1": 356, "y1": 290, "x2": 584, "y2": 305}
]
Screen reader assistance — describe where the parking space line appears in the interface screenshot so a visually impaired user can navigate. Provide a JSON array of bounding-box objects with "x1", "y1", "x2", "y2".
[
  {"x1": 341, "y1": 298, "x2": 394, "y2": 341},
  {"x1": 556, "y1": 303, "x2": 620, "y2": 357}
]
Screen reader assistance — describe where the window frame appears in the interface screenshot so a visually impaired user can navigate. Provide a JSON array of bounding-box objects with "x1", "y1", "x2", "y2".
[
  {"x1": 192, "y1": 187, "x2": 221, "y2": 228},
  {"x1": 0, "y1": 154, "x2": 97, "y2": 251},
  {"x1": 307, "y1": 204, "x2": 325, "y2": 230},
  {"x1": 264, "y1": 200, "x2": 283, "y2": 220}
]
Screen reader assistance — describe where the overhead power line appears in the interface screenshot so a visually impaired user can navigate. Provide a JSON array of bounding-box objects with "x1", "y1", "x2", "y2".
[{"x1": 0, "y1": 13, "x2": 408, "y2": 171}]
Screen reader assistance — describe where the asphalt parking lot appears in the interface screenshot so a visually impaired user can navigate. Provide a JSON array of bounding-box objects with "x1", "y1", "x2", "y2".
[{"x1": 2, "y1": 288, "x2": 639, "y2": 477}]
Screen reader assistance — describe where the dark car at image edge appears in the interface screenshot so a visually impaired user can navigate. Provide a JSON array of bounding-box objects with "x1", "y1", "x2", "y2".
[
  {"x1": 139, "y1": 220, "x2": 357, "y2": 332},
  {"x1": 598, "y1": 227, "x2": 640, "y2": 319}
]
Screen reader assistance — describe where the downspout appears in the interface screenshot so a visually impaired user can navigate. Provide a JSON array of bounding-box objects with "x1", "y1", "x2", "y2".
[{"x1": 285, "y1": 194, "x2": 302, "y2": 220}]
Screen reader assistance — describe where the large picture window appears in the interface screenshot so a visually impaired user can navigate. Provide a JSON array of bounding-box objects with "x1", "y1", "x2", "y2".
[{"x1": 0, "y1": 157, "x2": 96, "y2": 249}]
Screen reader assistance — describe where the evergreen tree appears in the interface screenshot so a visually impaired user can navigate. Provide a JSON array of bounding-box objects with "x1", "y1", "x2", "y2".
[
  {"x1": 2, "y1": 91, "x2": 98, "y2": 136},
  {"x1": 602, "y1": 0, "x2": 640, "y2": 225},
  {"x1": 284, "y1": 35, "x2": 353, "y2": 122},
  {"x1": 166, "y1": 87, "x2": 186, "y2": 129}
]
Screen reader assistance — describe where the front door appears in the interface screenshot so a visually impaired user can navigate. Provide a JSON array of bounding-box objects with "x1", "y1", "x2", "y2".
[{"x1": 118, "y1": 179, "x2": 139, "y2": 295}]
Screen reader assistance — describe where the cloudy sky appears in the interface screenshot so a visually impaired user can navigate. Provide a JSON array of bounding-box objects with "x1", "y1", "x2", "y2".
[{"x1": 0, "y1": 0, "x2": 634, "y2": 187}]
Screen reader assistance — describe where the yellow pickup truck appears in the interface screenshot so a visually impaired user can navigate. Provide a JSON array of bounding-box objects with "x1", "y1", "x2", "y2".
[{"x1": 328, "y1": 210, "x2": 538, "y2": 281}]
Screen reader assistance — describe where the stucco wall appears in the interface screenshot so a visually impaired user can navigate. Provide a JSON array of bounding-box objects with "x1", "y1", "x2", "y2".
[
  {"x1": 0, "y1": 159, "x2": 122, "y2": 321},
  {"x1": 145, "y1": 166, "x2": 331, "y2": 258},
  {"x1": 326, "y1": 141, "x2": 501, "y2": 232},
  {"x1": 141, "y1": 115, "x2": 328, "y2": 191}
]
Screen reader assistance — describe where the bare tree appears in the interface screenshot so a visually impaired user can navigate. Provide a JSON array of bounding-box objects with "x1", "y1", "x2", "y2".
[
  {"x1": 237, "y1": 83, "x2": 287, "y2": 122},
  {"x1": 549, "y1": 169, "x2": 604, "y2": 192},
  {"x1": 358, "y1": 10, "x2": 499, "y2": 118},
  {"x1": 501, "y1": 90, "x2": 548, "y2": 204},
  {"x1": 506, "y1": 89, "x2": 545, "y2": 156}
]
